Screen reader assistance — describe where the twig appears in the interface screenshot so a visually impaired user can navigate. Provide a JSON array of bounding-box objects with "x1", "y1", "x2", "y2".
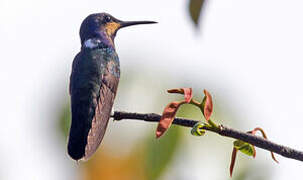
[{"x1": 112, "y1": 111, "x2": 303, "y2": 162}]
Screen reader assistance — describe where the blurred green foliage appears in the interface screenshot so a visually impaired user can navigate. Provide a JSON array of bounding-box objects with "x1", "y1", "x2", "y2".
[
  {"x1": 58, "y1": 103, "x2": 71, "y2": 140},
  {"x1": 144, "y1": 126, "x2": 182, "y2": 180}
]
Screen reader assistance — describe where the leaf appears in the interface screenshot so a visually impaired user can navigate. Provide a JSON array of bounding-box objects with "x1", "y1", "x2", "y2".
[
  {"x1": 201, "y1": 89, "x2": 213, "y2": 121},
  {"x1": 233, "y1": 140, "x2": 256, "y2": 157},
  {"x1": 191, "y1": 122, "x2": 206, "y2": 136},
  {"x1": 230, "y1": 140, "x2": 256, "y2": 177},
  {"x1": 156, "y1": 101, "x2": 186, "y2": 138},
  {"x1": 156, "y1": 88, "x2": 193, "y2": 138},
  {"x1": 189, "y1": 0, "x2": 205, "y2": 26},
  {"x1": 251, "y1": 145, "x2": 256, "y2": 158},
  {"x1": 167, "y1": 88, "x2": 184, "y2": 94},
  {"x1": 167, "y1": 88, "x2": 193, "y2": 103},
  {"x1": 230, "y1": 148, "x2": 238, "y2": 177},
  {"x1": 250, "y1": 128, "x2": 279, "y2": 163},
  {"x1": 183, "y1": 88, "x2": 193, "y2": 103}
]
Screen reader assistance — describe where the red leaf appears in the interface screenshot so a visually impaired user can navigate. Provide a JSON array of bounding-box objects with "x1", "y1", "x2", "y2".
[
  {"x1": 252, "y1": 145, "x2": 256, "y2": 158},
  {"x1": 167, "y1": 88, "x2": 193, "y2": 103},
  {"x1": 183, "y1": 88, "x2": 193, "y2": 103},
  {"x1": 156, "y1": 101, "x2": 186, "y2": 138},
  {"x1": 230, "y1": 148, "x2": 238, "y2": 177},
  {"x1": 167, "y1": 88, "x2": 184, "y2": 94},
  {"x1": 250, "y1": 127, "x2": 279, "y2": 163},
  {"x1": 203, "y1": 89, "x2": 213, "y2": 121}
]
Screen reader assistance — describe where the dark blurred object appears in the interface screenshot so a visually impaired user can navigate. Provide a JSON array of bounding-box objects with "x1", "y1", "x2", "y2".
[{"x1": 189, "y1": 0, "x2": 205, "y2": 27}]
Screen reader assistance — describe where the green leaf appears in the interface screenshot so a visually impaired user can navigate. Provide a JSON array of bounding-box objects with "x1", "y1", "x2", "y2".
[
  {"x1": 233, "y1": 140, "x2": 256, "y2": 157},
  {"x1": 189, "y1": 0, "x2": 205, "y2": 26},
  {"x1": 191, "y1": 122, "x2": 206, "y2": 136}
]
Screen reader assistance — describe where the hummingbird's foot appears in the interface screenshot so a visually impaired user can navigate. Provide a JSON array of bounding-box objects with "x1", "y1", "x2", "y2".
[{"x1": 111, "y1": 108, "x2": 115, "y2": 120}]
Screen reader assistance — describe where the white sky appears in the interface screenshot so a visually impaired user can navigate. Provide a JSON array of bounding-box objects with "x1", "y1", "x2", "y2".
[{"x1": 1, "y1": 0, "x2": 303, "y2": 179}]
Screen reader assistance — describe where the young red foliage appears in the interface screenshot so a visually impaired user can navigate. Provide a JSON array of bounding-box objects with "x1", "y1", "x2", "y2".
[
  {"x1": 231, "y1": 128, "x2": 278, "y2": 177},
  {"x1": 245, "y1": 130, "x2": 257, "y2": 158},
  {"x1": 167, "y1": 88, "x2": 184, "y2": 94},
  {"x1": 183, "y1": 88, "x2": 193, "y2": 103},
  {"x1": 252, "y1": 145, "x2": 256, "y2": 158},
  {"x1": 167, "y1": 88, "x2": 193, "y2": 103},
  {"x1": 156, "y1": 101, "x2": 186, "y2": 138},
  {"x1": 156, "y1": 88, "x2": 193, "y2": 138},
  {"x1": 250, "y1": 128, "x2": 279, "y2": 163},
  {"x1": 203, "y1": 89, "x2": 213, "y2": 121},
  {"x1": 230, "y1": 148, "x2": 238, "y2": 177}
]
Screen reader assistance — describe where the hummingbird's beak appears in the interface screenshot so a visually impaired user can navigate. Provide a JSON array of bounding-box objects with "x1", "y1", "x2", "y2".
[
  {"x1": 106, "y1": 20, "x2": 157, "y2": 39},
  {"x1": 119, "y1": 20, "x2": 157, "y2": 28}
]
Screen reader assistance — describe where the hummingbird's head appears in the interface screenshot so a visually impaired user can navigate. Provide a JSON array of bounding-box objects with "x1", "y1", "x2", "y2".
[{"x1": 80, "y1": 13, "x2": 157, "y2": 48}]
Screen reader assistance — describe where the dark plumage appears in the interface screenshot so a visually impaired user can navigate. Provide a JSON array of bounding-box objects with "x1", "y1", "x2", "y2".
[{"x1": 68, "y1": 13, "x2": 156, "y2": 161}]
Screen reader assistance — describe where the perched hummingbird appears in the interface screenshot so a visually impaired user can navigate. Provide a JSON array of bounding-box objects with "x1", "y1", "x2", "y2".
[{"x1": 68, "y1": 13, "x2": 156, "y2": 161}]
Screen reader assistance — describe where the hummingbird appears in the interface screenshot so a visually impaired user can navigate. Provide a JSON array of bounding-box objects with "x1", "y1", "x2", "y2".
[{"x1": 68, "y1": 13, "x2": 156, "y2": 161}]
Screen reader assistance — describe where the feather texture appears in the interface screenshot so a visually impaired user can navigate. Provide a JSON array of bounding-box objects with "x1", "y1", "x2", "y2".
[{"x1": 68, "y1": 45, "x2": 120, "y2": 160}]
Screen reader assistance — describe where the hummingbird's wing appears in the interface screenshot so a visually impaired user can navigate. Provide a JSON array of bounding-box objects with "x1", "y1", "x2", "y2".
[
  {"x1": 68, "y1": 49, "x2": 120, "y2": 161},
  {"x1": 83, "y1": 59, "x2": 119, "y2": 160}
]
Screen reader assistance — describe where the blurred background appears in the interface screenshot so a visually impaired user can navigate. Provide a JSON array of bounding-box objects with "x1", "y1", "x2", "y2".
[{"x1": 1, "y1": 0, "x2": 303, "y2": 179}]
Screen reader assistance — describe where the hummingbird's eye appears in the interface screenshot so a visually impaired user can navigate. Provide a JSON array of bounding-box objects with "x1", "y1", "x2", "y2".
[{"x1": 104, "y1": 16, "x2": 111, "y2": 23}]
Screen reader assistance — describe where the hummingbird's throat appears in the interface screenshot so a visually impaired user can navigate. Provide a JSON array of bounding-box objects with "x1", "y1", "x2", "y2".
[{"x1": 105, "y1": 22, "x2": 121, "y2": 38}]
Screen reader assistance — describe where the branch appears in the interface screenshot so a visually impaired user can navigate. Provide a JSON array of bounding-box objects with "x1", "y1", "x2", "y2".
[{"x1": 112, "y1": 111, "x2": 303, "y2": 162}]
